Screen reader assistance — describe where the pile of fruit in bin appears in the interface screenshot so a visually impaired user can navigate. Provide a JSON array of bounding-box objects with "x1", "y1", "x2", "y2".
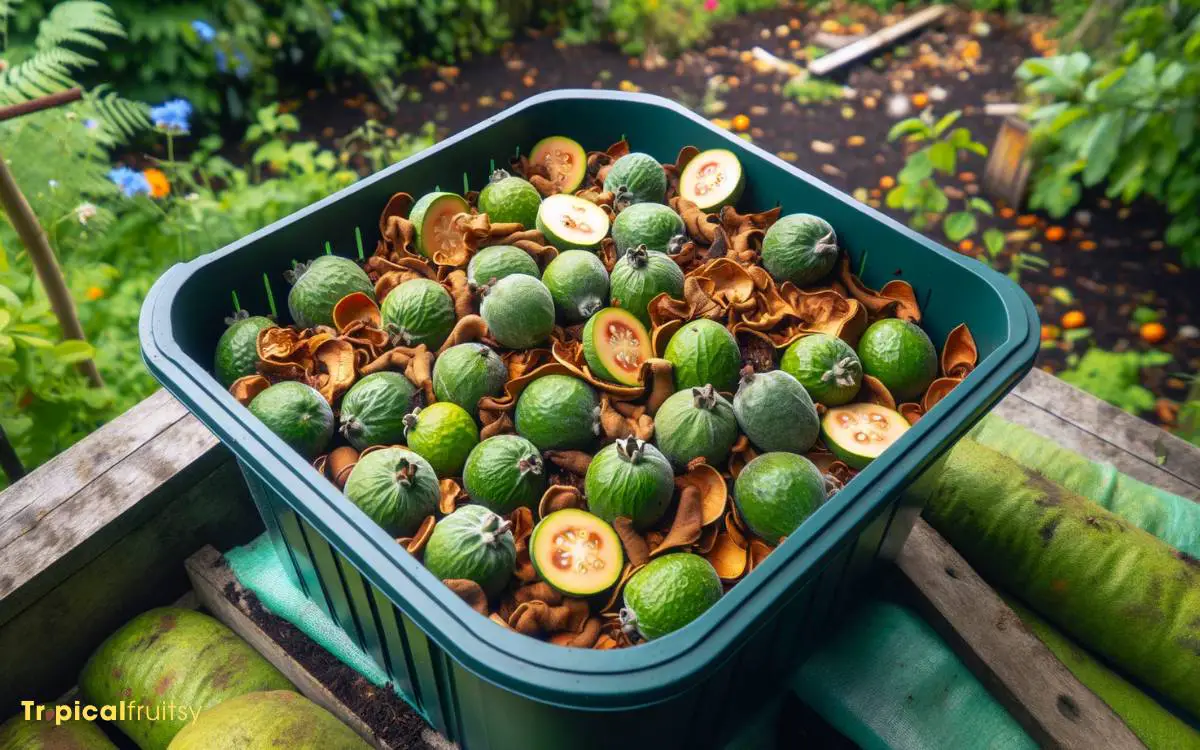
[{"x1": 216, "y1": 136, "x2": 977, "y2": 648}]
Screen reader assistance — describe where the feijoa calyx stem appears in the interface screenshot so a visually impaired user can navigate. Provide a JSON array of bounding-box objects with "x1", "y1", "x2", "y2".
[
  {"x1": 489, "y1": 168, "x2": 511, "y2": 184},
  {"x1": 667, "y1": 234, "x2": 688, "y2": 256},
  {"x1": 692, "y1": 383, "x2": 720, "y2": 410},
  {"x1": 627, "y1": 244, "x2": 651, "y2": 267},
  {"x1": 481, "y1": 514, "x2": 514, "y2": 546},
  {"x1": 615, "y1": 435, "x2": 646, "y2": 463},
  {"x1": 824, "y1": 355, "x2": 861, "y2": 388},
  {"x1": 402, "y1": 407, "x2": 421, "y2": 437},
  {"x1": 517, "y1": 452, "x2": 544, "y2": 478},
  {"x1": 394, "y1": 457, "x2": 418, "y2": 487}
]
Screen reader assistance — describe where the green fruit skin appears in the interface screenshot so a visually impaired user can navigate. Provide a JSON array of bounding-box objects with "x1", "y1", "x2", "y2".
[
  {"x1": 404, "y1": 402, "x2": 479, "y2": 477},
  {"x1": 480, "y1": 274, "x2": 556, "y2": 349},
  {"x1": 680, "y1": 149, "x2": 745, "y2": 211},
  {"x1": 585, "y1": 440, "x2": 675, "y2": 529},
  {"x1": 466, "y1": 245, "x2": 540, "y2": 286},
  {"x1": 911, "y1": 438, "x2": 1200, "y2": 719},
  {"x1": 514, "y1": 374, "x2": 599, "y2": 451},
  {"x1": 653, "y1": 388, "x2": 739, "y2": 468},
  {"x1": 603, "y1": 152, "x2": 667, "y2": 205},
  {"x1": 463, "y1": 434, "x2": 547, "y2": 514},
  {"x1": 611, "y1": 202, "x2": 685, "y2": 256},
  {"x1": 732, "y1": 370, "x2": 819, "y2": 453},
  {"x1": 610, "y1": 249, "x2": 685, "y2": 327},
  {"x1": 343, "y1": 447, "x2": 439, "y2": 535},
  {"x1": 857, "y1": 319, "x2": 938, "y2": 401},
  {"x1": 214, "y1": 315, "x2": 274, "y2": 387},
  {"x1": 530, "y1": 510, "x2": 623, "y2": 596},
  {"x1": 248, "y1": 382, "x2": 334, "y2": 459},
  {"x1": 409, "y1": 192, "x2": 468, "y2": 257},
  {"x1": 663, "y1": 319, "x2": 742, "y2": 392},
  {"x1": 540, "y1": 250, "x2": 610, "y2": 324},
  {"x1": 339, "y1": 371, "x2": 417, "y2": 450},
  {"x1": 623, "y1": 553, "x2": 722, "y2": 640},
  {"x1": 424, "y1": 504, "x2": 516, "y2": 598},
  {"x1": 780, "y1": 333, "x2": 863, "y2": 406},
  {"x1": 287, "y1": 255, "x2": 375, "y2": 328},
  {"x1": 734, "y1": 452, "x2": 826, "y2": 542},
  {"x1": 760, "y1": 213, "x2": 839, "y2": 286},
  {"x1": 380, "y1": 278, "x2": 456, "y2": 350},
  {"x1": 531, "y1": 136, "x2": 588, "y2": 193},
  {"x1": 478, "y1": 174, "x2": 541, "y2": 229},
  {"x1": 432, "y1": 343, "x2": 508, "y2": 418},
  {"x1": 168, "y1": 690, "x2": 369, "y2": 750},
  {"x1": 79, "y1": 608, "x2": 292, "y2": 750},
  {"x1": 0, "y1": 708, "x2": 117, "y2": 749},
  {"x1": 581, "y1": 309, "x2": 649, "y2": 385}
]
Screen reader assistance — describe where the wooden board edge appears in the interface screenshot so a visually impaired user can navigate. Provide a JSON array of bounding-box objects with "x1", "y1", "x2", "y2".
[
  {"x1": 896, "y1": 519, "x2": 1145, "y2": 750},
  {"x1": 185, "y1": 545, "x2": 393, "y2": 750}
]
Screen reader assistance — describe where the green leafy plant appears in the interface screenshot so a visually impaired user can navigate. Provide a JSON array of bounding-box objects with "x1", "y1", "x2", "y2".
[
  {"x1": 1017, "y1": 5, "x2": 1200, "y2": 265},
  {"x1": 1059, "y1": 347, "x2": 1172, "y2": 414}
]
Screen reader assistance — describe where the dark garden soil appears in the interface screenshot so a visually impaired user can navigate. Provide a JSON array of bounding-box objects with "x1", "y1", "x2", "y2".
[{"x1": 287, "y1": 1, "x2": 1198, "y2": 429}]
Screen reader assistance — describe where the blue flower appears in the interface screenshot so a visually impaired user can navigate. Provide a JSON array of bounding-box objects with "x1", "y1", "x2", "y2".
[
  {"x1": 331, "y1": 8, "x2": 345, "y2": 22},
  {"x1": 191, "y1": 20, "x2": 216, "y2": 43},
  {"x1": 150, "y1": 98, "x2": 192, "y2": 133},
  {"x1": 107, "y1": 167, "x2": 151, "y2": 197}
]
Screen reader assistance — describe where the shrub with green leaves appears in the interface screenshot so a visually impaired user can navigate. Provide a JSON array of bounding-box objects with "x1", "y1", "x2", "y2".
[{"x1": 1059, "y1": 347, "x2": 1172, "y2": 415}]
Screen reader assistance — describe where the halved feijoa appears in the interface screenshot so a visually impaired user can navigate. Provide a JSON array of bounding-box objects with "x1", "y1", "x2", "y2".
[
  {"x1": 536, "y1": 194, "x2": 610, "y2": 250},
  {"x1": 603, "y1": 152, "x2": 667, "y2": 205},
  {"x1": 541, "y1": 250, "x2": 610, "y2": 323},
  {"x1": 530, "y1": 135, "x2": 588, "y2": 193},
  {"x1": 409, "y1": 191, "x2": 470, "y2": 259},
  {"x1": 761, "y1": 213, "x2": 839, "y2": 286},
  {"x1": 821, "y1": 402, "x2": 911, "y2": 469},
  {"x1": 214, "y1": 313, "x2": 275, "y2": 387},
  {"x1": 582, "y1": 307, "x2": 652, "y2": 386},
  {"x1": 466, "y1": 245, "x2": 540, "y2": 286},
  {"x1": 611, "y1": 202, "x2": 685, "y2": 257},
  {"x1": 679, "y1": 148, "x2": 744, "y2": 211},
  {"x1": 478, "y1": 170, "x2": 541, "y2": 229},
  {"x1": 531, "y1": 509, "x2": 623, "y2": 596}
]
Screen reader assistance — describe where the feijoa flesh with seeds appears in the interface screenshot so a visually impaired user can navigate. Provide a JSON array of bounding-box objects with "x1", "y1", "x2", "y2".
[{"x1": 531, "y1": 509, "x2": 623, "y2": 596}]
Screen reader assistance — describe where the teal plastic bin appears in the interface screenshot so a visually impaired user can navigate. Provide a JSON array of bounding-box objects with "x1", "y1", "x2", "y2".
[{"x1": 140, "y1": 90, "x2": 1038, "y2": 749}]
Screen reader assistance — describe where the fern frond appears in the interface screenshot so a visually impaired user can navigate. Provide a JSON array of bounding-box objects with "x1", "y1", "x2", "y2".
[
  {"x1": 0, "y1": 47, "x2": 92, "y2": 104},
  {"x1": 36, "y1": 1, "x2": 124, "y2": 53},
  {"x1": 85, "y1": 84, "x2": 149, "y2": 143}
]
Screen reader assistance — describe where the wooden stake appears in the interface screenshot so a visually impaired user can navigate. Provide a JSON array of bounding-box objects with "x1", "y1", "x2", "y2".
[
  {"x1": 0, "y1": 87, "x2": 82, "y2": 124},
  {"x1": 0, "y1": 146, "x2": 104, "y2": 388}
]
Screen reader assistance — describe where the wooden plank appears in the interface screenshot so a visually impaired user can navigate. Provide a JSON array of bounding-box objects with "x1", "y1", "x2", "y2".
[
  {"x1": 185, "y1": 545, "x2": 392, "y2": 750},
  {"x1": 807, "y1": 5, "x2": 947, "y2": 76},
  {"x1": 0, "y1": 403, "x2": 223, "y2": 625},
  {"x1": 996, "y1": 369, "x2": 1200, "y2": 500},
  {"x1": 0, "y1": 463, "x2": 259, "y2": 712},
  {"x1": 896, "y1": 519, "x2": 1145, "y2": 750}
]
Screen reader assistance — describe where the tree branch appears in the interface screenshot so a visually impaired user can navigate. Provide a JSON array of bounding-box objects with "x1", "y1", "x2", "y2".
[{"x1": 0, "y1": 88, "x2": 83, "y2": 124}]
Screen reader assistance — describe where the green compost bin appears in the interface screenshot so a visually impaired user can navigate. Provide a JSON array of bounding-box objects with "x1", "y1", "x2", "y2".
[{"x1": 139, "y1": 90, "x2": 1039, "y2": 749}]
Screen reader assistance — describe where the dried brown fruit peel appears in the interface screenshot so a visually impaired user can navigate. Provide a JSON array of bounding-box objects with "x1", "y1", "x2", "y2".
[
  {"x1": 332, "y1": 292, "x2": 382, "y2": 331},
  {"x1": 941, "y1": 323, "x2": 979, "y2": 379},
  {"x1": 538, "y1": 485, "x2": 586, "y2": 520},
  {"x1": 676, "y1": 462, "x2": 728, "y2": 526},
  {"x1": 230, "y1": 374, "x2": 270, "y2": 405},
  {"x1": 399, "y1": 515, "x2": 436, "y2": 556}
]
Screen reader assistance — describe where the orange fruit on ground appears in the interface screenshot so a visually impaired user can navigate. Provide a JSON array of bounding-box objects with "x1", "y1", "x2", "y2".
[
  {"x1": 879, "y1": 175, "x2": 895, "y2": 189},
  {"x1": 959, "y1": 171, "x2": 977, "y2": 183},
  {"x1": 911, "y1": 92, "x2": 929, "y2": 108},
  {"x1": 958, "y1": 239, "x2": 974, "y2": 252},
  {"x1": 1139, "y1": 322, "x2": 1168, "y2": 344},
  {"x1": 1045, "y1": 226, "x2": 1066, "y2": 242},
  {"x1": 1016, "y1": 215, "x2": 1039, "y2": 227},
  {"x1": 732, "y1": 114, "x2": 751, "y2": 132},
  {"x1": 999, "y1": 206, "x2": 1015, "y2": 219},
  {"x1": 1078, "y1": 240, "x2": 1096, "y2": 251},
  {"x1": 726, "y1": 75, "x2": 741, "y2": 88},
  {"x1": 1040, "y1": 324, "x2": 1059, "y2": 341},
  {"x1": 1061, "y1": 310, "x2": 1086, "y2": 329}
]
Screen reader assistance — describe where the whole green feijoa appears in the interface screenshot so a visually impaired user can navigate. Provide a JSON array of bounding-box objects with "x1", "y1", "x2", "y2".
[
  {"x1": 463, "y1": 434, "x2": 547, "y2": 514},
  {"x1": 249, "y1": 381, "x2": 334, "y2": 459},
  {"x1": 732, "y1": 369, "x2": 819, "y2": 454},
  {"x1": 338, "y1": 371, "x2": 417, "y2": 450},
  {"x1": 609, "y1": 245, "x2": 685, "y2": 327},
  {"x1": 621, "y1": 553, "x2": 722, "y2": 641},
  {"x1": 760, "y1": 213, "x2": 839, "y2": 286},
  {"x1": 214, "y1": 313, "x2": 275, "y2": 387},
  {"x1": 857, "y1": 318, "x2": 938, "y2": 402},
  {"x1": 611, "y1": 202, "x2": 686, "y2": 257},
  {"x1": 423, "y1": 504, "x2": 516, "y2": 598},
  {"x1": 343, "y1": 447, "x2": 439, "y2": 535},
  {"x1": 541, "y1": 249, "x2": 610, "y2": 324},
  {"x1": 653, "y1": 384, "x2": 739, "y2": 469},
  {"x1": 604, "y1": 152, "x2": 668, "y2": 205},
  {"x1": 734, "y1": 452, "x2": 827, "y2": 542},
  {"x1": 478, "y1": 169, "x2": 541, "y2": 229},
  {"x1": 514, "y1": 374, "x2": 600, "y2": 451},
  {"x1": 432, "y1": 343, "x2": 508, "y2": 418},
  {"x1": 380, "y1": 278, "x2": 456, "y2": 350},
  {"x1": 466, "y1": 245, "x2": 540, "y2": 286},
  {"x1": 286, "y1": 255, "x2": 375, "y2": 328},
  {"x1": 585, "y1": 436, "x2": 675, "y2": 529},
  {"x1": 780, "y1": 333, "x2": 863, "y2": 407},
  {"x1": 402, "y1": 402, "x2": 479, "y2": 477},
  {"x1": 480, "y1": 274, "x2": 556, "y2": 349},
  {"x1": 663, "y1": 318, "x2": 742, "y2": 392}
]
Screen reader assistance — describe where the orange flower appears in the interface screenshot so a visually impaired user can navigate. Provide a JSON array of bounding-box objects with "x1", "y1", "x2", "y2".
[
  {"x1": 143, "y1": 168, "x2": 170, "y2": 199},
  {"x1": 1139, "y1": 322, "x2": 1167, "y2": 344},
  {"x1": 1044, "y1": 226, "x2": 1066, "y2": 242},
  {"x1": 958, "y1": 239, "x2": 974, "y2": 252},
  {"x1": 732, "y1": 114, "x2": 751, "y2": 132},
  {"x1": 998, "y1": 206, "x2": 1015, "y2": 219},
  {"x1": 1060, "y1": 310, "x2": 1086, "y2": 329},
  {"x1": 85, "y1": 285, "x2": 104, "y2": 301},
  {"x1": 911, "y1": 92, "x2": 929, "y2": 108}
]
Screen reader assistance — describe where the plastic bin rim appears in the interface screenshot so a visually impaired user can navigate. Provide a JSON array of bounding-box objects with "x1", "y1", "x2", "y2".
[{"x1": 140, "y1": 89, "x2": 1039, "y2": 707}]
